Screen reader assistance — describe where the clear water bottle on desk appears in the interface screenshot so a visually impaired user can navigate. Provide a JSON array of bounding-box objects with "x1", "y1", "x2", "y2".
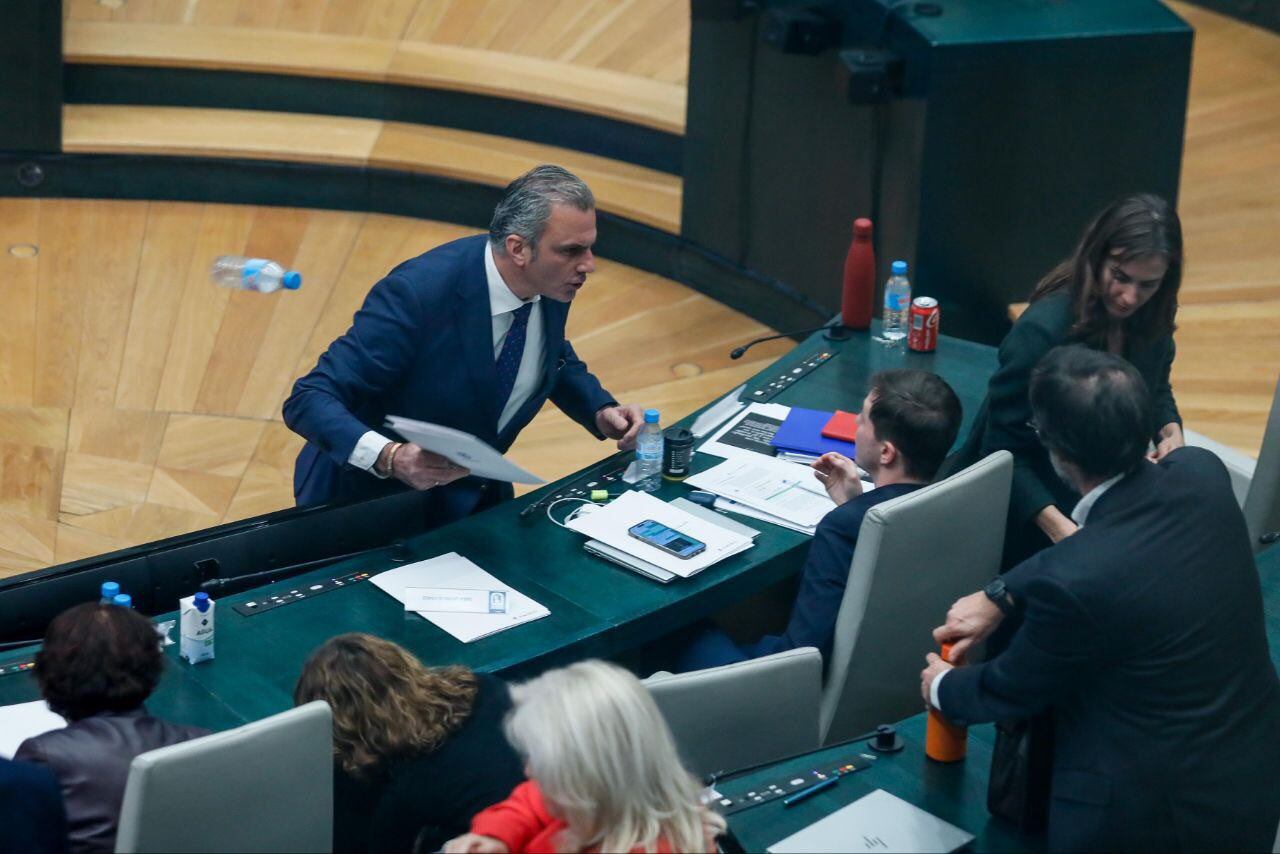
[
  {"x1": 210, "y1": 256, "x2": 302, "y2": 294},
  {"x1": 634, "y1": 409, "x2": 663, "y2": 493},
  {"x1": 99, "y1": 581, "x2": 120, "y2": 605},
  {"x1": 881, "y1": 260, "x2": 911, "y2": 347}
]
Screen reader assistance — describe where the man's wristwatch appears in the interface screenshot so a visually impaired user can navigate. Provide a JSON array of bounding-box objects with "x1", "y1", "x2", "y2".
[{"x1": 983, "y1": 577, "x2": 1018, "y2": 617}]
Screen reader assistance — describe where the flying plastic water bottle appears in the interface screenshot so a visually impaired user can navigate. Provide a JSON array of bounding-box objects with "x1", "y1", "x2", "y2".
[{"x1": 210, "y1": 256, "x2": 302, "y2": 293}]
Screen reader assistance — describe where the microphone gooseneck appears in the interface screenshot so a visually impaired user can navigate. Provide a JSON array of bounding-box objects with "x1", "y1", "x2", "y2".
[{"x1": 729, "y1": 322, "x2": 838, "y2": 359}]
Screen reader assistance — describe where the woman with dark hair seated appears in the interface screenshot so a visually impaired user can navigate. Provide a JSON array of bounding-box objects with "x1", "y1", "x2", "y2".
[
  {"x1": 957, "y1": 193, "x2": 1185, "y2": 567},
  {"x1": 14, "y1": 603, "x2": 208, "y2": 854},
  {"x1": 294, "y1": 633, "x2": 525, "y2": 854}
]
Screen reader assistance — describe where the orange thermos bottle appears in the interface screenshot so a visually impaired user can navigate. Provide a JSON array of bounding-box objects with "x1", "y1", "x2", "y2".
[{"x1": 925, "y1": 642, "x2": 968, "y2": 762}]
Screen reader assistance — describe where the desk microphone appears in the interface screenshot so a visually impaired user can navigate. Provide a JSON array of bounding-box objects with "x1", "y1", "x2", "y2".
[
  {"x1": 199, "y1": 541, "x2": 406, "y2": 594},
  {"x1": 729, "y1": 322, "x2": 838, "y2": 359}
]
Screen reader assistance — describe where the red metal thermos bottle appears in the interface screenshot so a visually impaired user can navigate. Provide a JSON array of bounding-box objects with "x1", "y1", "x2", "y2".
[
  {"x1": 840, "y1": 218, "x2": 875, "y2": 330},
  {"x1": 925, "y1": 642, "x2": 968, "y2": 762}
]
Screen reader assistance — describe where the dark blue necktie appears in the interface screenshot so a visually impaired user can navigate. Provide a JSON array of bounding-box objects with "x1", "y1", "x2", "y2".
[{"x1": 495, "y1": 302, "x2": 533, "y2": 415}]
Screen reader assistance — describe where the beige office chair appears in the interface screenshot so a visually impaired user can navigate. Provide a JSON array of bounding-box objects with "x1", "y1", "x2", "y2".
[
  {"x1": 644, "y1": 646, "x2": 823, "y2": 779},
  {"x1": 114, "y1": 701, "x2": 333, "y2": 853},
  {"x1": 1243, "y1": 376, "x2": 1280, "y2": 554},
  {"x1": 819, "y1": 451, "x2": 1013, "y2": 744}
]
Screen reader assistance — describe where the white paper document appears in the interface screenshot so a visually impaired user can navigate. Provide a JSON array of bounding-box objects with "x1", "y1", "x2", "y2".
[
  {"x1": 370, "y1": 554, "x2": 549, "y2": 643},
  {"x1": 768, "y1": 789, "x2": 975, "y2": 853},
  {"x1": 0, "y1": 700, "x2": 66, "y2": 759},
  {"x1": 698, "y1": 402, "x2": 791, "y2": 460},
  {"x1": 687, "y1": 455, "x2": 838, "y2": 529},
  {"x1": 385, "y1": 416, "x2": 543, "y2": 484},
  {"x1": 565, "y1": 491, "x2": 754, "y2": 578}
]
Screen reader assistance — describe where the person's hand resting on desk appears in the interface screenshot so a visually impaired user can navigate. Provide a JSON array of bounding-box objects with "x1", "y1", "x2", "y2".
[
  {"x1": 443, "y1": 833, "x2": 508, "y2": 854},
  {"x1": 812, "y1": 452, "x2": 864, "y2": 505},
  {"x1": 596, "y1": 403, "x2": 646, "y2": 450},
  {"x1": 379, "y1": 442, "x2": 470, "y2": 490}
]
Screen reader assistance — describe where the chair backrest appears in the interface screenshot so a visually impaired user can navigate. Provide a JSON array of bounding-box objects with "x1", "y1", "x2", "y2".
[
  {"x1": 1244, "y1": 375, "x2": 1280, "y2": 554},
  {"x1": 114, "y1": 701, "x2": 333, "y2": 853},
  {"x1": 643, "y1": 647, "x2": 822, "y2": 779},
  {"x1": 819, "y1": 451, "x2": 1013, "y2": 744}
]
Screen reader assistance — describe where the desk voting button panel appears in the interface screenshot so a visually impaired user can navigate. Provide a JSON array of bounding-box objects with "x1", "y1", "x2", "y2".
[
  {"x1": 747, "y1": 350, "x2": 833, "y2": 403},
  {"x1": 233, "y1": 570, "x2": 372, "y2": 617},
  {"x1": 715, "y1": 753, "x2": 873, "y2": 815},
  {"x1": 0, "y1": 657, "x2": 35, "y2": 679}
]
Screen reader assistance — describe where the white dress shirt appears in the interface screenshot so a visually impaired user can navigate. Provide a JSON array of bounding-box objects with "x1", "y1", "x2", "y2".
[
  {"x1": 348, "y1": 242, "x2": 545, "y2": 475},
  {"x1": 929, "y1": 471, "x2": 1128, "y2": 711}
]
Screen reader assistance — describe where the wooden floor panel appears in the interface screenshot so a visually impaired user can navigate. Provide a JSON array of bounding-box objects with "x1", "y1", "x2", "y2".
[{"x1": 0, "y1": 199, "x2": 788, "y2": 578}]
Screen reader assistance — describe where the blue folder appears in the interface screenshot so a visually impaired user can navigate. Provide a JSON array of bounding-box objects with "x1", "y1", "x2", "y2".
[{"x1": 769, "y1": 407, "x2": 856, "y2": 458}]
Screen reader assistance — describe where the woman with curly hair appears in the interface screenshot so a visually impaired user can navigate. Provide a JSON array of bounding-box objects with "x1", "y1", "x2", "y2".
[
  {"x1": 14, "y1": 603, "x2": 208, "y2": 854},
  {"x1": 294, "y1": 633, "x2": 523, "y2": 854},
  {"x1": 445, "y1": 660, "x2": 724, "y2": 854}
]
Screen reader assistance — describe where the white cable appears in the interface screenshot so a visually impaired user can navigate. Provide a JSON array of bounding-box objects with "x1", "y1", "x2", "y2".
[{"x1": 545, "y1": 497, "x2": 604, "y2": 529}]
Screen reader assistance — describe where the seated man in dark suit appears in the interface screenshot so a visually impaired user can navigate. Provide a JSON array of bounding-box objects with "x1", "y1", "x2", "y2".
[
  {"x1": 284, "y1": 164, "x2": 644, "y2": 522},
  {"x1": 923, "y1": 346, "x2": 1280, "y2": 853},
  {"x1": 0, "y1": 757, "x2": 67, "y2": 854},
  {"x1": 677, "y1": 369, "x2": 962, "y2": 670},
  {"x1": 15, "y1": 604, "x2": 209, "y2": 854}
]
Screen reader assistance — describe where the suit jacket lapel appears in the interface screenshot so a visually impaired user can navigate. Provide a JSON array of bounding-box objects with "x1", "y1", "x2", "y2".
[{"x1": 455, "y1": 239, "x2": 501, "y2": 437}]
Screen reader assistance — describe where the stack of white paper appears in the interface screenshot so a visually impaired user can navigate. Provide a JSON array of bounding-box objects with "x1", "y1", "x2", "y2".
[
  {"x1": 687, "y1": 455, "x2": 848, "y2": 533},
  {"x1": 370, "y1": 553, "x2": 550, "y2": 643},
  {"x1": 565, "y1": 491, "x2": 754, "y2": 578},
  {"x1": 0, "y1": 701, "x2": 66, "y2": 759}
]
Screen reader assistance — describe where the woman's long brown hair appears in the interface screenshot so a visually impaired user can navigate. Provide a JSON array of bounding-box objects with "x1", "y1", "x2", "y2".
[
  {"x1": 294, "y1": 633, "x2": 478, "y2": 777},
  {"x1": 1030, "y1": 193, "x2": 1182, "y2": 349}
]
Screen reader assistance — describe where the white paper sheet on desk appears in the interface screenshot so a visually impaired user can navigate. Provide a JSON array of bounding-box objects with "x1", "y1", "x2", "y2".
[
  {"x1": 687, "y1": 455, "x2": 838, "y2": 529},
  {"x1": 767, "y1": 788, "x2": 974, "y2": 853},
  {"x1": 698, "y1": 402, "x2": 790, "y2": 460},
  {"x1": 565, "y1": 491, "x2": 754, "y2": 578},
  {"x1": 691, "y1": 384, "x2": 747, "y2": 438},
  {"x1": 384, "y1": 416, "x2": 543, "y2": 484},
  {"x1": 0, "y1": 700, "x2": 66, "y2": 759},
  {"x1": 713, "y1": 497, "x2": 819, "y2": 536},
  {"x1": 370, "y1": 554, "x2": 549, "y2": 643}
]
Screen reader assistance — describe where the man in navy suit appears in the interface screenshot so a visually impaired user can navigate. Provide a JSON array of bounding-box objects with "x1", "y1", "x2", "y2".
[
  {"x1": 675, "y1": 370, "x2": 962, "y2": 670},
  {"x1": 284, "y1": 165, "x2": 644, "y2": 521},
  {"x1": 923, "y1": 347, "x2": 1280, "y2": 852},
  {"x1": 0, "y1": 757, "x2": 68, "y2": 854}
]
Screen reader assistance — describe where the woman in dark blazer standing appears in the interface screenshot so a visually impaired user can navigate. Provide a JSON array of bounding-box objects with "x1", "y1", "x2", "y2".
[{"x1": 974, "y1": 193, "x2": 1184, "y2": 565}]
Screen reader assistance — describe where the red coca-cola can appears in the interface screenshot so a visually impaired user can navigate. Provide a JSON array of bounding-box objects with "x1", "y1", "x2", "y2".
[{"x1": 908, "y1": 296, "x2": 939, "y2": 352}]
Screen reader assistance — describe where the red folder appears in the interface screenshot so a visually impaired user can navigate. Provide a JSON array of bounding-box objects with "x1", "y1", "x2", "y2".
[{"x1": 821, "y1": 410, "x2": 858, "y2": 442}]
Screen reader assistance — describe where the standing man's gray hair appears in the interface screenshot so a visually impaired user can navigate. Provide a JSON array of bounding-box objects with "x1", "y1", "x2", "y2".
[{"x1": 488, "y1": 164, "x2": 595, "y2": 257}]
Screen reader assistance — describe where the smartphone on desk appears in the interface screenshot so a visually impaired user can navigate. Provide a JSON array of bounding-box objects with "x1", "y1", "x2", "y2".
[{"x1": 627, "y1": 519, "x2": 707, "y2": 559}]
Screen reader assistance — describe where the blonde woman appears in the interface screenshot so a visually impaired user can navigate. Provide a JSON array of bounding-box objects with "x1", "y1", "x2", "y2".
[
  {"x1": 294, "y1": 634, "x2": 524, "y2": 854},
  {"x1": 444, "y1": 660, "x2": 725, "y2": 854}
]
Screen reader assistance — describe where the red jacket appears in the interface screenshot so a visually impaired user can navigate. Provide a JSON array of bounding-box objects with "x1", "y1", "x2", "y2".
[{"x1": 470, "y1": 781, "x2": 687, "y2": 854}]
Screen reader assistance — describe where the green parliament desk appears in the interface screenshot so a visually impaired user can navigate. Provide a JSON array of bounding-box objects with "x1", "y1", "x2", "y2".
[
  {"x1": 1, "y1": 318, "x2": 1277, "y2": 850},
  {"x1": 0, "y1": 327, "x2": 993, "y2": 724}
]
